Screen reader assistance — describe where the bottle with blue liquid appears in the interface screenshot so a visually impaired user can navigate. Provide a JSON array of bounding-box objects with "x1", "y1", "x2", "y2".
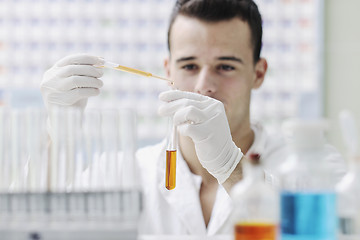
[{"x1": 279, "y1": 120, "x2": 337, "y2": 240}]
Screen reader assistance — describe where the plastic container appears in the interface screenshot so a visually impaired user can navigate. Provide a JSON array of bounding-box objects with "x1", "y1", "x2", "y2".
[
  {"x1": 279, "y1": 120, "x2": 337, "y2": 240},
  {"x1": 337, "y1": 156, "x2": 360, "y2": 239},
  {"x1": 231, "y1": 154, "x2": 279, "y2": 240}
]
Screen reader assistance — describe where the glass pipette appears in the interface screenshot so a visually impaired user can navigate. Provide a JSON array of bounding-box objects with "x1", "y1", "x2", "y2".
[{"x1": 101, "y1": 61, "x2": 173, "y2": 84}]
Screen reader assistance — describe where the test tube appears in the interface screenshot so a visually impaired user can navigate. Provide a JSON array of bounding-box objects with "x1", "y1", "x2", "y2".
[{"x1": 166, "y1": 118, "x2": 177, "y2": 190}]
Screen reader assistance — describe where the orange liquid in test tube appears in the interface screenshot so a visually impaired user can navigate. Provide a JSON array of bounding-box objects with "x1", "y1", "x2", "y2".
[
  {"x1": 234, "y1": 223, "x2": 277, "y2": 240},
  {"x1": 166, "y1": 150, "x2": 177, "y2": 190},
  {"x1": 165, "y1": 115, "x2": 177, "y2": 190}
]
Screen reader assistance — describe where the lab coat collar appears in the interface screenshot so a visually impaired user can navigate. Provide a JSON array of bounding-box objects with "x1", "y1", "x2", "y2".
[
  {"x1": 207, "y1": 185, "x2": 233, "y2": 235},
  {"x1": 246, "y1": 122, "x2": 266, "y2": 157},
  {"x1": 157, "y1": 147, "x2": 207, "y2": 234}
]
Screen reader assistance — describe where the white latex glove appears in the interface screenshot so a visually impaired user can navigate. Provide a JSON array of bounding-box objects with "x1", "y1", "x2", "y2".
[
  {"x1": 158, "y1": 90, "x2": 243, "y2": 184},
  {"x1": 41, "y1": 53, "x2": 105, "y2": 111}
]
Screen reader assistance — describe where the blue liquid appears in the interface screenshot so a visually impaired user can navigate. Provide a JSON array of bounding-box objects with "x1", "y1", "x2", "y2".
[{"x1": 281, "y1": 192, "x2": 337, "y2": 240}]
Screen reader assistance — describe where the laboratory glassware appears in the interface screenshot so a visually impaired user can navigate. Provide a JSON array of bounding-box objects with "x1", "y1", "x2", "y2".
[
  {"x1": 0, "y1": 108, "x2": 48, "y2": 193},
  {"x1": 337, "y1": 110, "x2": 360, "y2": 239},
  {"x1": 279, "y1": 120, "x2": 337, "y2": 240},
  {"x1": 0, "y1": 107, "x2": 141, "y2": 240},
  {"x1": 231, "y1": 153, "x2": 279, "y2": 240},
  {"x1": 337, "y1": 156, "x2": 360, "y2": 238},
  {"x1": 101, "y1": 61, "x2": 173, "y2": 84},
  {"x1": 165, "y1": 118, "x2": 177, "y2": 190}
]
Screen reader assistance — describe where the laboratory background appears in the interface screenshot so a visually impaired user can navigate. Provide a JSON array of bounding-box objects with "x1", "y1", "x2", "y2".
[
  {"x1": 0, "y1": 0, "x2": 359, "y2": 239},
  {"x1": 0, "y1": 0, "x2": 359, "y2": 151}
]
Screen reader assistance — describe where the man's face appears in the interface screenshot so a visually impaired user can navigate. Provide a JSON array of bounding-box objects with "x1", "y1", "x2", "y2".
[{"x1": 165, "y1": 15, "x2": 267, "y2": 132}]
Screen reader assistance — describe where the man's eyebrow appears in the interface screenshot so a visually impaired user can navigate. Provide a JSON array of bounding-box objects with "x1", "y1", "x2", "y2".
[
  {"x1": 176, "y1": 56, "x2": 196, "y2": 63},
  {"x1": 217, "y1": 56, "x2": 244, "y2": 64}
]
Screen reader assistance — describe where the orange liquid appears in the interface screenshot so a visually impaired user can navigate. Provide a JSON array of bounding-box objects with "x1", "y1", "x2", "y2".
[
  {"x1": 234, "y1": 223, "x2": 277, "y2": 240},
  {"x1": 166, "y1": 150, "x2": 176, "y2": 190}
]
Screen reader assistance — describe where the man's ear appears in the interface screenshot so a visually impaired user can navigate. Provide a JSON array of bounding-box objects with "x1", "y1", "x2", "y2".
[{"x1": 253, "y1": 58, "x2": 268, "y2": 89}]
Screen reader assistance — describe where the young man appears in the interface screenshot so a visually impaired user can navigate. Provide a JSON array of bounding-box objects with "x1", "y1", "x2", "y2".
[{"x1": 41, "y1": 0, "x2": 345, "y2": 236}]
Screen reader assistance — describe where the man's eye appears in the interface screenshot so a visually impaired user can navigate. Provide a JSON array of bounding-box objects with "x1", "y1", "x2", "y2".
[
  {"x1": 182, "y1": 64, "x2": 198, "y2": 71},
  {"x1": 218, "y1": 65, "x2": 235, "y2": 71}
]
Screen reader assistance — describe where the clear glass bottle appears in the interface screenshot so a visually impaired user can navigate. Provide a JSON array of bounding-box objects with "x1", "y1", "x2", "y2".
[
  {"x1": 279, "y1": 120, "x2": 337, "y2": 240},
  {"x1": 231, "y1": 153, "x2": 279, "y2": 240},
  {"x1": 337, "y1": 155, "x2": 360, "y2": 239}
]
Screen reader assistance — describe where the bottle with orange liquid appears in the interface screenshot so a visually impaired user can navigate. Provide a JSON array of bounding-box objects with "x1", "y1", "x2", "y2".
[{"x1": 231, "y1": 153, "x2": 279, "y2": 240}]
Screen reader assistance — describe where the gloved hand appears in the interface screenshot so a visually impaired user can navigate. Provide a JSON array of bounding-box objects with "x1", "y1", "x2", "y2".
[
  {"x1": 41, "y1": 53, "x2": 105, "y2": 112},
  {"x1": 158, "y1": 90, "x2": 243, "y2": 184}
]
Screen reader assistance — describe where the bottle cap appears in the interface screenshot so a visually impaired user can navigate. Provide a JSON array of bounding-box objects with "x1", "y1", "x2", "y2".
[{"x1": 282, "y1": 119, "x2": 328, "y2": 151}]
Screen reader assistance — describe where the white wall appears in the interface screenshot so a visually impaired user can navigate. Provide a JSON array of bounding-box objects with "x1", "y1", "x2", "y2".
[{"x1": 325, "y1": 0, "x2": 360, "y2": 156}]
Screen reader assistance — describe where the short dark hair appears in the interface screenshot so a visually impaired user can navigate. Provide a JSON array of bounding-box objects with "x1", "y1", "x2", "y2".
[{"x1": 167, "y1": 0, "x2": 263, "y2": 63}]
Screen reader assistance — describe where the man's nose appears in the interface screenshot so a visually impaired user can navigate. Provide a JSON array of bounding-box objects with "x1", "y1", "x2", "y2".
[{"x1": 194, "y1": 67, "x2": 217, "y2": 96}]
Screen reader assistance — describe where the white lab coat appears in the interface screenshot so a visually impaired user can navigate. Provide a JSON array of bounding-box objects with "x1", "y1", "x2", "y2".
[{"x1": 135, "y1": 122, "x2": 346, "y2": 236}]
